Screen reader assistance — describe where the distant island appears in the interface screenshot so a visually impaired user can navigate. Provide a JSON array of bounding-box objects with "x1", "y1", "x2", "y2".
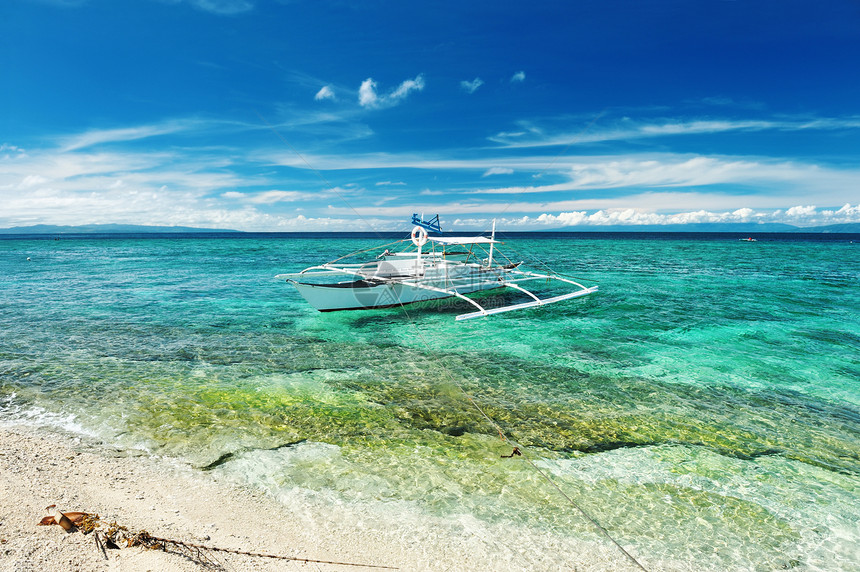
[
  {"x1": 0, "y1": 224, "x2": 242, "y2": 234},
  {"x1": 550, "y1": 222, "x2": 860, "y2": 233},
  {"x1": 782, "y1": 223, "x2": 860, "y2": 233}
]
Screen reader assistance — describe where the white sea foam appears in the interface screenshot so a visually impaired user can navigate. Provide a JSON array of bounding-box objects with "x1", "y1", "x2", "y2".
[{"x1": 0, "y1": 395, "x2": 90, "y2": 436}]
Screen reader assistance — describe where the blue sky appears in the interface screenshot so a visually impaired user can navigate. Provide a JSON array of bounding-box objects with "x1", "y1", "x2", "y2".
[{"x1": 2, "y1": 0, "x2": 860, "y2": 231}]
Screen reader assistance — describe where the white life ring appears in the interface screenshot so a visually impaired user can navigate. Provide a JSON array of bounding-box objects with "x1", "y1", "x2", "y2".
[{"x1": 411, "y1": 226, "x2": 428, "y2": 247}]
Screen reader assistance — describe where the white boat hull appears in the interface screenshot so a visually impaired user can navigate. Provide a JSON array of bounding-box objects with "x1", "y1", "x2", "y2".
[{"x1": 291, "y1": 277, "x2": 503, "y2": 312}]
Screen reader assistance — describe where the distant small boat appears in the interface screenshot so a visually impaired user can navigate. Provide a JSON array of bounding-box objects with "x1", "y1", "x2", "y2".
[
  {"x1": 276, "y1": 216, "x2": 598, "y2": 321},
  {"x1": 740, "y1": 237, "x2": 757, "y2": 242}
]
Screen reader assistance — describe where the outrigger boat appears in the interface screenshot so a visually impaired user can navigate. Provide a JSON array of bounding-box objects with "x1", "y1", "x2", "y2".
[{"x1": 275, "y1": 216, "x2": 598, "y2": 321}]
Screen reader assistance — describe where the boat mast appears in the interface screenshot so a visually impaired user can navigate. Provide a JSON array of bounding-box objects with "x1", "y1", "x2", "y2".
[{"x1": 488, "y1": 219, "x2": 496, "y2": 267}]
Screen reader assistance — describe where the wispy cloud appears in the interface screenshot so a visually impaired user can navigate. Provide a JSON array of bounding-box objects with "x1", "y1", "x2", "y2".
[
  {"x1": 511, "y1": 71, "x2": 526, "y2": 83},
  {"x1": 474, "y1": 156, "x2": 805, "y2": 193},
  {"x1": 0, "y1": 140, "x2": 251, "y2": 229},
  {"x1": 0, "y1": 144, "x2": 28, "y2": 159},
  {"x1": 461, "y1": 77, "x2": 484, "y2": 94},
  {"x1": 222, "y1": 190, "x2": 314, "y2": 204},
  {"x1": 489, "y1": 115, "x2": 860, "y2": 149},
  {"x1": 5, "y1": 112, "x2": 860, "y2": 231},
  {"x1": 359, "y1": 75, "x2": 425, "y2": 109},
  {"x1": 482, "y1": 167, "x2": 514, "y2": 177},
  {"x1": 60, "y1": 119, "x2": 201, "y2": 151},
  {"x1": 188, "y1": 0, "x2": 254, "y2": 15},
  {"x1": 263, "y1": 148, "x2": 860, "y2": 202}
]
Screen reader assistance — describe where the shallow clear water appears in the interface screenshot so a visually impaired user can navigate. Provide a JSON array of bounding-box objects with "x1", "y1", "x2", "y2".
[{"x1": 1, "y1": 233, "x2": 858, "y2": 570}]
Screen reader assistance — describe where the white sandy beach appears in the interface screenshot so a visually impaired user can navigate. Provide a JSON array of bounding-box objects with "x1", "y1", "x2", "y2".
[{"x1": 0, "y1": 425, "x2": 649, "y2": 572}]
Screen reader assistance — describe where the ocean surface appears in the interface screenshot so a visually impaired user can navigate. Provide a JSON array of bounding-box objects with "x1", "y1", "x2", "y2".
[{"x1": 1, "y1": 232, "x2": 858, "y2": 571}]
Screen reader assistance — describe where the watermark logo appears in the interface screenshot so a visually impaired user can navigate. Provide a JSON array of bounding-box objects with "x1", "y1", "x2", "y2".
[{"x1": 353, "y1": 259, "x2": 407, "y2": 308}]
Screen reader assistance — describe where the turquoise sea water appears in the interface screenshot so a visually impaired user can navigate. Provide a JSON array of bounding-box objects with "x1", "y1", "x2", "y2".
[{"x1": 1, "y1": 232, "x2": 858, "y2": 570}]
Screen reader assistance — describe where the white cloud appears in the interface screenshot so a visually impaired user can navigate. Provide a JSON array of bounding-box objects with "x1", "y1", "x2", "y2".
[
  {"x1": 782, "y1": 203, "x2": 860, "y2": 225},
  {"x1": 358, "y1": 79, "x2": 378, "y2": 107},
  {"x1": 785, "y1": 205, "x2": 817, "y2": 217},
  {"x1": 314, "y1": 85, "x2": 335, "y2": 101},
  {"x1": 833, "y1": 203, "x2": 860, "y2": 220},
  {"x1": 533, "y1": 204, "x2": 860, "y2": 228},
  {"x1": 511, "y1": 71, "x2": 526, "y2": 82},
  {"x1": 359, "y1": 74, "x2": 425, "y2": 109},
  {"x1": 482, "y1": 167, "x2": 514, "y2": 177},
  {"x1": 461, "y1": 78, "x2": 484, "y2": 94}
]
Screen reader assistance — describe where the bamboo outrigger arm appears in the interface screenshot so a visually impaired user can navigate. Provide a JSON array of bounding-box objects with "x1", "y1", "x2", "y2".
[
  {"x1": 455, "y1": 284, "x2": 598, "y2": 321},
  {"x1": 399, "y1": 274, "x2": 598, "y2": 321}
]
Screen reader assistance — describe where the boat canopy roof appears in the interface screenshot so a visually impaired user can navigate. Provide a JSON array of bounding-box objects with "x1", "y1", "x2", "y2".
[{"x1": 427, "y1": 236, "x2": 499, "y2": 245}]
